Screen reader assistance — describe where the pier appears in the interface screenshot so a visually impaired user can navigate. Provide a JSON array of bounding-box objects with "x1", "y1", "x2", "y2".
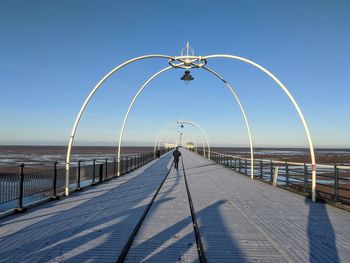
[{"x1": 1, "y1": 149, "x2": 349, "y2": 262}]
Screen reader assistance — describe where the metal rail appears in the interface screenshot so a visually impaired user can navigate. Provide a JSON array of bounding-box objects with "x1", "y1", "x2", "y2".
[
  {"x1": 0, "y1": 150, "x2": 168, "y2": 212},
  {"x1": 116, "y1": 161, "x2": 174, "y2": 263},
  {"x1": 181, "y1": 157, "x2": 207, "y2": 263},
  {"x1": 196, "y1": 149, "x2": 350, "y2": 205},
  {"x1": 116, "y1": 156, "x2": 207, "y2": 262}
]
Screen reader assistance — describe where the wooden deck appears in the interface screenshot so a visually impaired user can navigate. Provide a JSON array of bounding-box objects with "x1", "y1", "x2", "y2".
[{"x1": 0, "y1": 149, "x2": 349, "y2": 262}]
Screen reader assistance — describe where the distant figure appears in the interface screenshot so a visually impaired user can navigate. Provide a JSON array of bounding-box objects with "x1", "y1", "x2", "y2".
[
  {"x1": 156, "y1": 149, "x2": 160, "y2": 158},
  {"x1": 172, "y1": 147, "x2": 182, "y2": 170}
]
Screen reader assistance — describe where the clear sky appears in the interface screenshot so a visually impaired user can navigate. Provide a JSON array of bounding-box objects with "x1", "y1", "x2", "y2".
[{"x1": 0, "y1": 0, "x2": 349, "y2": 148}]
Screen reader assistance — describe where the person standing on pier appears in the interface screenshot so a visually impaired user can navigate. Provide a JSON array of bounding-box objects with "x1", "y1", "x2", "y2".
[{"x1": 172, "y1": 147, "x2": 182, "y2": 170}]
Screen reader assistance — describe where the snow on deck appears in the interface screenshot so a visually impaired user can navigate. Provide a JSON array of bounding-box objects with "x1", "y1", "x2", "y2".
[{"x1": 0, "y1": 149, "x2": 349, "y2": 262}]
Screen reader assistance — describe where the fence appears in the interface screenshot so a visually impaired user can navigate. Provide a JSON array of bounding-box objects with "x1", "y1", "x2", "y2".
[
  {"x1": 196, "y1": 149, "x2": 350, "y2": 205},
  {"x1": 0, "y1": 149, "x2": 170, "y2": 212}
]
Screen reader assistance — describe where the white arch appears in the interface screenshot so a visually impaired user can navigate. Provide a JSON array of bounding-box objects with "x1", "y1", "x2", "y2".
[
  {"x1": 65, "y1": 54, "x2": 173, "y2": 195},
  {"x1": 67, "y1": 52, "x2": 316, "y2": 201},
  {"x1": 202, "y1": 66, "x2": 254, "y2": 179},
  {"x1": 177, "y1": 120, "x2": 211, "y2": 159},
  {"x1": 153, "y1": 122, "x2": 203, "y2": 156},
  {"x1": 154, "y1": 122, "x2": 206, "y2": 156},
  {"x1": 204, "y1": 54, "x2": 316, "y2": 201},
  {"x1": 117, "y1": 66, "x2": 173, "y2": 175}
]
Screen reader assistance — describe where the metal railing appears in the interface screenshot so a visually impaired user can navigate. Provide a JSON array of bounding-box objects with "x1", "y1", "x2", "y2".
[
  {"x1": 196, "y1": 149, "x2": 350, "y2": 205},
  {"x1": 0, "y1": 149, "x2": 170, "y2": 212}
]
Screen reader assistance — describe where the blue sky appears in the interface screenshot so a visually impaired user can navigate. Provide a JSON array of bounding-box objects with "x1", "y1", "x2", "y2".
[{"x1": 0, "y1": 0, "x2": 349, "y2": 147}]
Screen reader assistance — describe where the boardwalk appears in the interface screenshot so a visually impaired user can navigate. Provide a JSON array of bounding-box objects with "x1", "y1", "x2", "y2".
[{"x1": 0, "y1": 150, "x2": 350, "y2": 262}]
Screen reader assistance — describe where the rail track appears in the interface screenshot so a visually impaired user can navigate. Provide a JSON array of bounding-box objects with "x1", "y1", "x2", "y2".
[{"x1": 116, "y1": 158, "x2": 207, "y2": 263}]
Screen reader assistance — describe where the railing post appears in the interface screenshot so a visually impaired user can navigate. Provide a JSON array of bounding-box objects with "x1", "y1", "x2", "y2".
[
  {"x1": 238, "y1": 158, "x2": 241, "y2": 173},
  {"x1": 113, "y1": 157, "x2": 116, "y2": 177},
  {"x1": 334, "y1": 165, "x2": 339, "y2": 202},
  {"x1": 234, "y1": 157, "x2": 237, "y2": 170},
  {"x1": 245, "y1": 159, "x2": 248, "y2": 176},
  {"x1": 76, "y1": 160, "x2": 82, "y2": 191},
  {"x1": 260, "y1": 160, "x2": 263, "y2": 179},
  {"x1": 303, "y1": 163, "x2": 308, "y2": 193},
  {"x1": 285, "y1": 161, "x2": 289, "y2": 187},
  {"x1": 51, "y1": 161, "x2": 59, "y2": 199},
  {"x1": 16, "y1": 163, "x2": 27, "y2": 213},
  {"x1": 92, "y1": 159, "x2": 96, "y2": 185},
  {"x1": 270, "y1": 161, "x2": 273, "y2": 183},
  {"x1": 99, "y1": 163, "x2": 103, "y2": 183},
  {"x1": 105, "y1": 158, "x2": 108, "y2": 179}
]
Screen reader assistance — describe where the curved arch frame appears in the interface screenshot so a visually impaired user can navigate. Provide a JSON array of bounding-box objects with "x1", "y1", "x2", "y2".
[
  {"x1": 65, "y1": 55, "x2": 173, "y2": 195},
  {"x1": 67, "y1": 53, "x2": 316, "y2": 202},
  {"x1": 116, "y1": 66, "x2": 173, "y2": 175},
  {"x1": 203, "y1": 54, "x2": 316, "y2": 201},
  {"x1": 176, "y1": 120, "x2": 211, "y2": 159},
  {"x1": 202, "y1": 66, "x2": 254, "y2": 179},
  {"x1": 153, "y1": 122, "x2": 205, "y2": 156},
  {"x1": 170, "y1": 131, "x2": 197, "y2": 149}
]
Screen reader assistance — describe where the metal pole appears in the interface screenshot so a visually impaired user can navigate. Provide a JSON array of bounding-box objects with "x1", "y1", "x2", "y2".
[
  {"x1": 16, "y1": 163, "x2": 26, "y2": 212},
  {"x1": 92, "y1": 159, "x2": 96, "y2": 185},
  {"x1": 270, "y1": 161, "x2": 273, "y2": 183},
  {"x1": 304, "y1": 163, "x2": 308, "y2": 193},
  {"x1": 76, "y1": 160, "x2": 82, "y2": 191},
  {"x1": 99, "y1": 163, "x2": 103, "y2": 183},
  {"x1": 53, "y1": 161, "x2": 58, "y2": 198},
  {"x1": 105, "y1": 158, "x2": 108, "y2": 179},
  {"x1": 285, "y1": 161, "x2": 289, "y2": 187},
  {"x1": 334, "y1": 165, "x2": 339, "y2": 202}
]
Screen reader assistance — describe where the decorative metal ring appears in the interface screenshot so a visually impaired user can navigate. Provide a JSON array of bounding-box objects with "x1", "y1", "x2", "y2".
[{"x1": 168, "y1": 56, "x2": 207, "y2": 69}]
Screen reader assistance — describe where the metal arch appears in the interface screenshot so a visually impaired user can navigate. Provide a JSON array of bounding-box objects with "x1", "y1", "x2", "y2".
[
  {"x1": 65, "y1": 54, "x2": 173, "y2": 195},
  {"x1": 177, "y1": 120, "x2": 211, "y2": 159},
  {"x1": 117, "y1": 66, "x2": 173, "y2": 175},
  {"x1": 204, "y1": 54, "x2": 317, "y2": 201},
  {"x1": 177, "y1": 131, "x2": 196, "y2": 149},
  {"x1": 202, "y1": 66, "x2": 254, "y2": 179},
  {"x1": 154, "y1": 122, "x2": 206, "y2": 157},
  {"x1": 159, "y1": 122, "x2": 207, "y2": 157}
]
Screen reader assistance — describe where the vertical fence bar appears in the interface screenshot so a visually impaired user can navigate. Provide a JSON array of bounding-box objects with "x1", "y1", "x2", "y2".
[
  {"x1": 16, "y1": 163, "x2": 26, "y2": 212},
  {"x1": 76, "y1": 160, "x2": 82, "y2": 191},
  {"x1": 113, "y1": 157, "x2": 116, "y2": 177},
  {"x1": 304, "y1": 163, "x2": 308, "y2": 193},
  {"x1": 270, "y1": 161, "x2": 273, "y2": 183},
  {"x1": 285, "y1": 161, "x2": 289, "y2": 187},
  {"x1": 238, "y1": 158, "x2": 241, "y2": 173},
  {"x1": 92, "y1": 159, "x2": 96, "y2": 185},
  {"x1": 52, "y1": 161, "x2": 58, "y2": 198},
  {"x1": 334, "y1": 165, "x2": 339, "y2": 202},
  {"x1": 245, "y1": 159, "x2": 248, "y2": 176},
  {"x1": 260, "y1": 160, "x2": 263, "y2": 179},
  {"x1": 99, "y1": 163, "x2": 103, "y2": 183},
  {"x1": 105, "y1": 158, "x2": 108, "y2": 179}
]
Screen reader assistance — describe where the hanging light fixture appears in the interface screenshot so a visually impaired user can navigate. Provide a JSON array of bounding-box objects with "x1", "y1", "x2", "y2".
[{"x1": 180, "y1": 70, "x2": 194, "y2": 84}]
